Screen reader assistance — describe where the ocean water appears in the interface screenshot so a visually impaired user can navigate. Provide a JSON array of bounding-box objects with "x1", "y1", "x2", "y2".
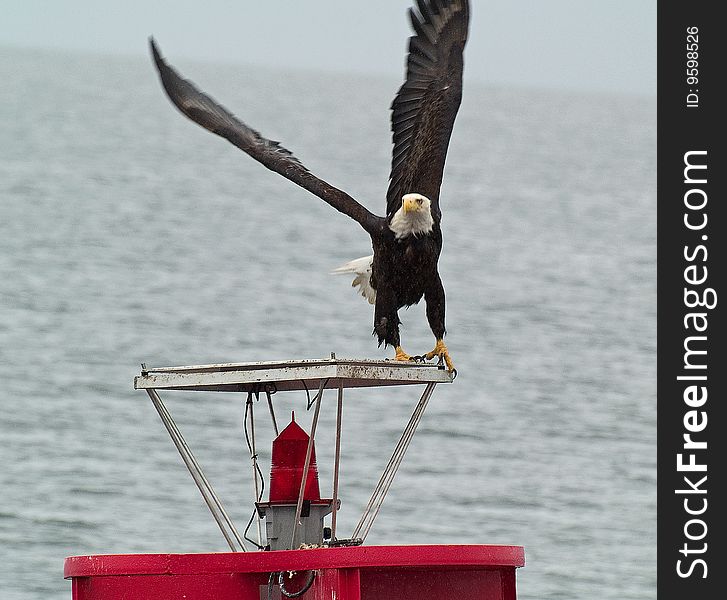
[{"x1": 0, "y1": 47, "x2": 656, "y2": 599}]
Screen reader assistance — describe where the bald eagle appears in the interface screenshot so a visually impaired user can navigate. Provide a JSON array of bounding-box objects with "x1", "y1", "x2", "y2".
[{"x1": 150, "y1": 0, "x2": 469, "y2": 372}]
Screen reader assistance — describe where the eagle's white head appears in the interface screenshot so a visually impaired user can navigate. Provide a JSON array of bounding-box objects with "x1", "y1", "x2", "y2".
[{"x1": 389, "y1": 193, "x2": 434, "y2": 239}]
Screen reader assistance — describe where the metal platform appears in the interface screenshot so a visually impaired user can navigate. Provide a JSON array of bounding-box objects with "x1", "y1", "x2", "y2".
[
  {"x1": 134, "y1": 356, "x2": 453, "y2": 551},
  {"x1": 134, "y1": 356, "x2": 454, "y2": 393}
]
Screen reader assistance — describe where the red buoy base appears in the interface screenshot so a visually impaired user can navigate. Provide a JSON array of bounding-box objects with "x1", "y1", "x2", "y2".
[{"x1": 65, "y1": 545, "x2": 524, "y2": 599}]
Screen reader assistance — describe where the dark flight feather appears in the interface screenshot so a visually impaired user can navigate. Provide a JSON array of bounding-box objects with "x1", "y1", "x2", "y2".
[
  {"x1": 386, "y1": 0, "x2": 469, "y2": 221},
  {"x1": 149, "y1": 38, "x2": 381, "y2": 235}
]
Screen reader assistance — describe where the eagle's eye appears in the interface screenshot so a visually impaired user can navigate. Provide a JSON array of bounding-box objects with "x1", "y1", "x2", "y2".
[{"x1": 417, "y1": 198, "x2": 423, "y2": 205}]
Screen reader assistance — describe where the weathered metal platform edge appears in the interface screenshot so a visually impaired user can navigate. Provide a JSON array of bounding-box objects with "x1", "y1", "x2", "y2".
[{"x1": 134, "y1": 357, "x2": 454, "y2": 392}]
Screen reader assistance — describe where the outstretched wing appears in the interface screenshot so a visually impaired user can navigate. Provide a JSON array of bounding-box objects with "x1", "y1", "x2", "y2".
[
  {"x1": 150, "y1": 39, "x2": 381, "y2": 234},
  {"x1": 386, "y1": 0, "x2": 469, "y2": 221}
]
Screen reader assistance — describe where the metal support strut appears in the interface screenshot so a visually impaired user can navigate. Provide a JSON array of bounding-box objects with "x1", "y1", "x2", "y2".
[
  {"x1": 352, "y1": 382, "x2": 437, "y2": 541},
  {"x1": 331, "y1": 382, "x2": 344, "y2": 542},
  {"x1": 146, "y1": 388, "x2": 247, "y2": 552}
]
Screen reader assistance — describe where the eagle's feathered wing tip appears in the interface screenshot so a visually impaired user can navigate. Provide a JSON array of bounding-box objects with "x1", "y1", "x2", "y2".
[
  {"x1": 148, "y1": 38, "x2": 176, "y2": 91},
  {"x1": 149, "y1": 37, "x2": 162, "y2": 65},
  {"x1": 385, "y1": 0, "x2": 469, "y2": 219}
]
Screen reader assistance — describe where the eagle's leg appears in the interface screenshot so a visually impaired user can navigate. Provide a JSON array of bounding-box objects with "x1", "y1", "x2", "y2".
[
  {"x1": 374, "y1": 289, "x2": 413, "y2": 361},
  {"x1": 423, "y1": 275, "x2": 455, "y2": 372}
]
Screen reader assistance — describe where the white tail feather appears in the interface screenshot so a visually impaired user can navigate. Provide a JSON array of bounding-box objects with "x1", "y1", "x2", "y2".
[{"x1": 331, "y1": 255, "x2": 376, "y2": 304}]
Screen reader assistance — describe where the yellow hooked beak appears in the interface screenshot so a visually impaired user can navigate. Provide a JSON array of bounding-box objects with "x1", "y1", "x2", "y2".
[{"x1": 402, "y1": 196, "x2": 419, "y2": 213}]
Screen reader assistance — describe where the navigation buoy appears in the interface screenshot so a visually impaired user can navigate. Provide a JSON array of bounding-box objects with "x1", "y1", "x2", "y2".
[{"x1": 65, "y1": 357, "x2": 524, "y2": 599}]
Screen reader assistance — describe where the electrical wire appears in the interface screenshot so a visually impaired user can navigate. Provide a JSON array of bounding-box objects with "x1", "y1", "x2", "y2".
[{"x1": 243, "y1": 392, "x2": 266, "y2": 550}]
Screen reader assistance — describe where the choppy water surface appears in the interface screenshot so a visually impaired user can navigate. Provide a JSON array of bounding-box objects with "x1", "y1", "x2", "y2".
[{"x1": 0, "y1": 47, "x2": 655, "y2": 599}]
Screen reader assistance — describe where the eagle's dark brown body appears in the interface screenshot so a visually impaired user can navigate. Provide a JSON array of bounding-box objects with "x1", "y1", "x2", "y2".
[
  {"x1": 371, "y1": 223, "x2": 444, "y2": 349},
  {"x1": 150, "y1": 0, "x2": 469, "y2": 370}
]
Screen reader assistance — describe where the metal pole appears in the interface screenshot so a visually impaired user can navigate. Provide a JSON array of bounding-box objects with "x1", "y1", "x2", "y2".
[
  {"x1": 146, "y1": 388, "x2": 246, "y2": 551},
  {"x1": 331, "y1": 382, "x2": 344, "y2": 542},
  {"x1": 352, "y1": 382, "x2": 437, "y2": 541},
  {"x1": 290, "y1": 380, "x2": 325, "y2": 549},
  {"x1": 360, "y1": 383, "x2": 436, "y2": 540}
]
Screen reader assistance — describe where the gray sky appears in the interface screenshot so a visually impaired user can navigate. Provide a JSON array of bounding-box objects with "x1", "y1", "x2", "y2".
[{"x1": 2, "y1": 0, "x2": 655, "y2": 95}]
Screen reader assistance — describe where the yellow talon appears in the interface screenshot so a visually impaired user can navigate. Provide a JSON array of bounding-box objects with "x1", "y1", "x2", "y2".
[
  {"x1": 425, "y1": 339, "x2": 455, "y2": 373},
  {"x1": 394, "y1": 346, "x2": 413, "y2": 361}
]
